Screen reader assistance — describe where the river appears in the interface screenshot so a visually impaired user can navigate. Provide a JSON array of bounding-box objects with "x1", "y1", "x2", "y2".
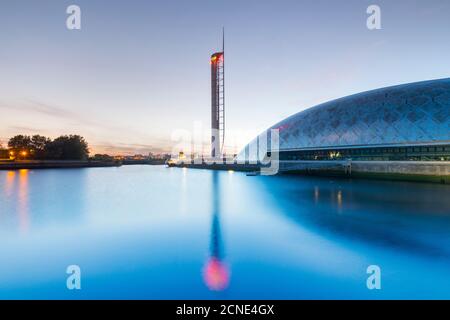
[{"x1": 0, "y1": 165, "x2": 449, "y2": 299}]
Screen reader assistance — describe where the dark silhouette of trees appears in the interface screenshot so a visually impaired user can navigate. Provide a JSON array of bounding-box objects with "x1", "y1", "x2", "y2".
[
  {"x1": 8, "y1": 135, "x2": 32, "y2": 159},
  {"x1": 8, "y1": 135, "x2": 31, "y2": 150},
  {"x1": 0, "y1": 142, "x2": 8, "y2": 159},
  {"x1": 91, "y1": 154, "x2": 114, "y2": 161},
  {"x1": 45, "y1": 135, "x2": 89, "y2": 160},
  {"x1": 31, "y1": 135, "x2": 51, "y2": 159},
  {"x1": 7, "y1": 134, "x2": 89, "y2": 160}
]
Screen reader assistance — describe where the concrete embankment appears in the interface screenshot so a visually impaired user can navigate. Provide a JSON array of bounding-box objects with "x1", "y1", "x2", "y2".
[
  {"x1": 279, "y1": 160, "x2": 450, "y2": 183},
  {"x1": 168, "y1": 162, "x2": 261, "y2": 172},
  {"x1": 0, "y1": 160, "x2": 121, "y2": 170},
  {"x1": 170, "y1": 160, "x2": 450, "y2": 183}
]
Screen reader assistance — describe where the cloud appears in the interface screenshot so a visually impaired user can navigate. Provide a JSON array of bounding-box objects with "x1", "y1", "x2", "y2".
[
  {"x1": 23, "y1": 100, "x2": 81, "y2": 119},
  {"x1": 7, "y1": 125, "x2": 44, "y2": 132},
  {"x1": 0, "y1": 98, "x2": 101, "y2": 128},
  {"x1": 20, "y1": 99, "x2": 108, "y2": 128}
]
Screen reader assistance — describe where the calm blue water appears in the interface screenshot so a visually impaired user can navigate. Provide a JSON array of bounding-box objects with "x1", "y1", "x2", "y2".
[{"x1": 0, "y1": 165, "x2": 449, "y2": 299}]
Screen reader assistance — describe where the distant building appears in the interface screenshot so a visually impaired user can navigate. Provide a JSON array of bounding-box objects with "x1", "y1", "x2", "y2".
[
  {"x1": 132, "y1": 154, "x2": 145, "y2": 160},
  {"x1": 148, "y1": 153, "x2": 170, "y2": 160}
]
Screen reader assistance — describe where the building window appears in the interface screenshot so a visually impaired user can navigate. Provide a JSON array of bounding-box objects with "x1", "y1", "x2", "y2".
[{"x1": 280, "y1": 145, "x2": 450, "y2": 161}]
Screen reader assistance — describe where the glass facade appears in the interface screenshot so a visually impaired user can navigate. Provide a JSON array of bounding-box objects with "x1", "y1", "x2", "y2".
[
  {"x1": 280, "y1": 145, "x2": 450, "y2": 161},
  {"x1": 238, "y1": 78, "x2": 450, "y2": 162}
]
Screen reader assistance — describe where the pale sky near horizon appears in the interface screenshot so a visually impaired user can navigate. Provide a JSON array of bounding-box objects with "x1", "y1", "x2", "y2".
[{"x1": 1, "y1": 0, "x2": 450, "y2": 155}]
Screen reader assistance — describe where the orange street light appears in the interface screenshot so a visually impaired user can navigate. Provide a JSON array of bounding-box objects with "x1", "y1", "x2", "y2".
[{"x1": 21, "y1": 151, "x2": 28, "y2": 157}]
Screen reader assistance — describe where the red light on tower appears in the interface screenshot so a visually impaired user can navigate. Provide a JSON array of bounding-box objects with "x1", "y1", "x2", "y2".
[{"x1": 210, "y1": 53, "x2": 223, "y2": 64}]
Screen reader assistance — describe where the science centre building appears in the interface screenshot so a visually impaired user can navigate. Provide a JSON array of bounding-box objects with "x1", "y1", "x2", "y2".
[{"x1": 238, "y1": 78, "x2": 450, "y2": 181}]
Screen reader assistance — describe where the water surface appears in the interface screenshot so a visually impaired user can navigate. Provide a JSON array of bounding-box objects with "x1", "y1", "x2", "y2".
[{"x1": 0, "y1": 166, "x2": 449, "y2": 299}]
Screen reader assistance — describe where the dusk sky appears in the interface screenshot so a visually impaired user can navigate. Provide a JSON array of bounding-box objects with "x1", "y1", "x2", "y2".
[{"x1": 1, "y1": 0, "x2": 450, "y2": 155}]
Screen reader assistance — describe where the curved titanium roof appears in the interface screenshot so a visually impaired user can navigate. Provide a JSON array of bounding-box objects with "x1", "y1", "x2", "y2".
[{"x1": 242, "y1": 78, "x2": 450, "y2": 155}]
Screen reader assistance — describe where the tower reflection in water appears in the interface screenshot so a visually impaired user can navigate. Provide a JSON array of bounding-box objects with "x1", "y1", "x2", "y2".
[{"x1": 203, "y1": 171, "x2": 230, "y2": 291}]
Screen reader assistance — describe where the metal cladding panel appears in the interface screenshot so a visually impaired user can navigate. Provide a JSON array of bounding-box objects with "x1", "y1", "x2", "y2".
[{"x1": 238, "y1": 78, "x2": 450, "y2": 159}]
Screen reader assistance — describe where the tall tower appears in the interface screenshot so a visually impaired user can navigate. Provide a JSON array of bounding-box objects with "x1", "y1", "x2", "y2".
[{"x1": 211, "y1": 30, "x2": 225, "y2": 159}]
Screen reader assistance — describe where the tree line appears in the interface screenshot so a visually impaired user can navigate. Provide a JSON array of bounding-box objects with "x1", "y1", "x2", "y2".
[{"x1": 6, "y1": 135, "x2": 89, "y2": 160}]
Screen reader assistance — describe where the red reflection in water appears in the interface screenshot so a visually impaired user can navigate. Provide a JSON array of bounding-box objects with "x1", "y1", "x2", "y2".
[
  {"x1": 2, "y1": 170, "x2": 29, "y2": 231},
  {"x1": 203, "y1": 257, "x2": 229, "y2": 291},
  {"x1": 18, "y1": 169, "x2": 30, "y2": 232},
  {"x1": 5, "y1": 171, "x2": 16, "y2": 196},
  {"x1": 203, "y1": 172, "x2": 230, "y2": 291}
]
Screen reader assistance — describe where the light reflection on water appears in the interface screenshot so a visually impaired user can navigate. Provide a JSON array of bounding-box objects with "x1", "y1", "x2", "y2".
[
  {"x1": 0, "y1": 165, "x2": 449, "y2": 299},
  {"x1": 203, "y1": 172, "x2": 229, "y2": 291},
  {"x1": 18, "y1": 170, "x2": 30, "y2": 233}
]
